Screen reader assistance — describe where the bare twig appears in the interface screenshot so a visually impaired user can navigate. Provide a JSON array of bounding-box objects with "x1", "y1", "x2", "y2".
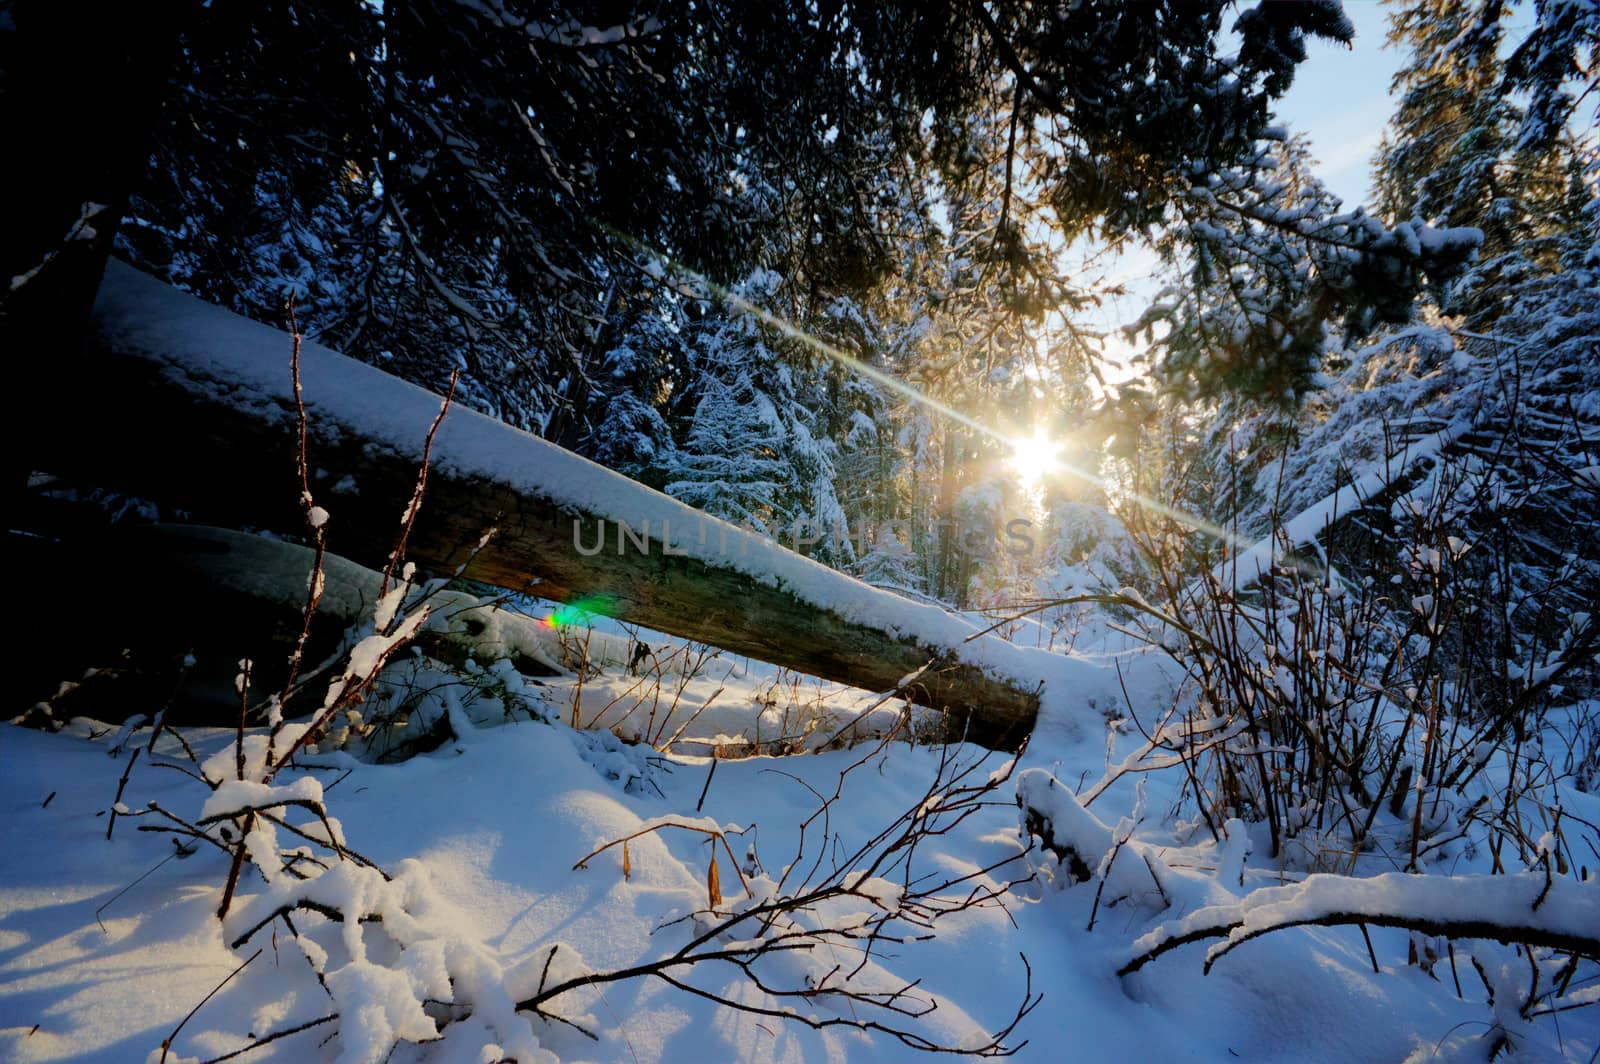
[
  {"x1": 159, "y1": 949, "x2": 262, "y2": 1063},
  {"x1": 380, "y1": 368, "x2": 460, "y2": 600}
]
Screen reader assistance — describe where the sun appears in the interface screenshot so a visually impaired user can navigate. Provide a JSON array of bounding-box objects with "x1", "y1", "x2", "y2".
[{"x1": 1008, "y1": 428, "x2": 1064, "y2": 485}]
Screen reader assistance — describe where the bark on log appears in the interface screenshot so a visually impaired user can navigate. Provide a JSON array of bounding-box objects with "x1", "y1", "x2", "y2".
[
  {"x1": 120, "y1": 524, "x2": 566, "y2": 691},
  {"x1": 39, "y1": 262, "x2": 1050, "y2": 747}
]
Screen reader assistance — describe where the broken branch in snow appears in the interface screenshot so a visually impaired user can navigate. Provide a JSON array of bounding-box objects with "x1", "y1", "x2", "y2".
[
  {"x1": 158, "y1": 948, "x2": 262, "y2": 1064},
  {"x1": 227, "y1": 899, "x2": 382, "y2": 951},
  {"x1": 1119, "y1": 871, "x2": 1600, "y2": 977},
  {"x1": 193, "y1": 1013, "x2": 338, "y2": 1063}
]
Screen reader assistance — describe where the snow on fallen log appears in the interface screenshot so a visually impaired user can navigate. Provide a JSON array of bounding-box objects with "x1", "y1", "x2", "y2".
[
  {"x1": 1208, "y1": 422, "x2": 1463, "y2": 590},
  {"x1": 45, "y1": 261, "x2": 1112, "y2": 745},
  {"x1": 1119, "y1": 870, "x2": 1600, "y2": 977},
  {"x1": 1017, "y1": 768, "x2": 1117, "y2": 882}
]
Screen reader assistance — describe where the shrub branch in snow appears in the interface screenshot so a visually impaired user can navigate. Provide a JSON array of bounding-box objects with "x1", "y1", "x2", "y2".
[
  {"x1": 190, "y1": 711, "x2": 1041, "y2": 1060},
  {"x1": 536, "y1": 735, "x2": 1042, "y2": 1055}
]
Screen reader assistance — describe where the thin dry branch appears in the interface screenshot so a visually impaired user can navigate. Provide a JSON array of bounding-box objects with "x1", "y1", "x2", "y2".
[
  {"x1": 574, "y1": 820, "x2": 752, "y2": 899},
  {"x1": 380, "y1": 367, "x2": 460, "y2": 599},
  {"x1": 521, "y1": 739, "x2": 1035, "y2": 1054}
]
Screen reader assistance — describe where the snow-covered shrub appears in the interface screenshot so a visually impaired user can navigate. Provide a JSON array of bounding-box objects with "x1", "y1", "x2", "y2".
[
  {"x1": 1065, "y1": 392, "x2": 1600, "y2": 1050},
  {"x1": 1127, "y1": 515, "x2": 1593, "y2": 878},
  {"x1": 1016, "y1": 769, "x2": 1169, "y2": 916},
  {"x1": 138, "y1": 635, "x2": 1037, "y2": 1061},
  {"x1": 1119, "y1": 864, "x2": 1600, "y2": 1061},
  {"x1": 1106, "y1": 298, "x2": 1598, "y2": 872},
  {"x1": 344, "y1": 651, "x2": 557, "y2": 763}
]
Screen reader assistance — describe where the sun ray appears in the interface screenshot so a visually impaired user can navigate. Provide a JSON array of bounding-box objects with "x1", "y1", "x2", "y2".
[{"x1": 599, "y1": 222, "x2": 1311, "y2": 577}]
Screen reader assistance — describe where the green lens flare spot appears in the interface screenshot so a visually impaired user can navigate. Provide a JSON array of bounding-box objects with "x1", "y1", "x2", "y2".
[{"x1": 542, "y1": 595, "x2": 615, "y2": 629}]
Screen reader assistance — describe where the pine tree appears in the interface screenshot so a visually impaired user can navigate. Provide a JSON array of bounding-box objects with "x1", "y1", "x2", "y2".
[
  {"x1": 855, "y1": 523, "x2": 923, "y2": 594},
  {"x1": 1158, "y1": 0, "x2": 1600, "y2": 712},
  {"x1": 662, "y1": 271, "x2": 853, "y2": 563},
  {"x1": 1376, "y1": 0, "x2": 1520, "y2": 248},
  {"x1": 1132, "y1": 133, "x2": 1480, "y2": 406},
  {"x1": 1376, "y1": 0, "x2": 1596, "y2": 317},
  {"x1": 79, "y1": 0, "x2": 1430, "y2": 439}
]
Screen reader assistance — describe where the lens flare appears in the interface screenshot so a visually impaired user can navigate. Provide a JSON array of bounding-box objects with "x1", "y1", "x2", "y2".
[
  {"x1": 542, "y1": 595, "x2": 615, "y2": 629},
  {"x1": 1009, "y1": 429, "x2": 1064, "y2": 485}
]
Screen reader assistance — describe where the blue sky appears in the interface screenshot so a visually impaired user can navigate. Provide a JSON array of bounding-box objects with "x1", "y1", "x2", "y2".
[
  {"x1": 1283, "y1": 0, "x2": 1539, "y2": 208},
  {"x1": 1278, "y1": 0, "x2": 1402, "y2": 210},
  {"x1": 1083, "y1": 0, "x2": 1539, "y2": 377}
]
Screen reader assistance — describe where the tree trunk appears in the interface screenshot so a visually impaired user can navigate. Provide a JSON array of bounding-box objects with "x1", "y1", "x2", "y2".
[{"x1": 38, "y1": 262, "x2": 1049, "y2": 747}]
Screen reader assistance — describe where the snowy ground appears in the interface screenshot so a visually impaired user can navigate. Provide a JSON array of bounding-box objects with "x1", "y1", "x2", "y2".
[{"x1": 2, "y1": 610, "x2": 1596, "y2": 1063}]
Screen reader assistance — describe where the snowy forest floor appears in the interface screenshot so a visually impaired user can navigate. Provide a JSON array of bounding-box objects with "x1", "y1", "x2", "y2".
[{"x1": 2, "y1": 606, "x2": 1597, "y2": 1063}]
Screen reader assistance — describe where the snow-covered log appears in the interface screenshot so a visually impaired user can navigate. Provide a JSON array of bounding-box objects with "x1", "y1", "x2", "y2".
[
  {"x1": 1119, "y1": 871, "x2": 1600, "y2": 977},
  {"x1": 41, "y1": 262, "x2": 1097, "y2": 746}
]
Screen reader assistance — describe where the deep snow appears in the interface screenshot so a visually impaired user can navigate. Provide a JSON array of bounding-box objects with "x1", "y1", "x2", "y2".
[{"x1": 3, "y1": 612, "x2": 1593, "y2": 1062}]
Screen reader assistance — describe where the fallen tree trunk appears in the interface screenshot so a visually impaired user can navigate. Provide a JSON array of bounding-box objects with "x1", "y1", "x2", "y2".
[{"x1": 36, "y1": 261, "x2": 1081, "y2": 747}]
